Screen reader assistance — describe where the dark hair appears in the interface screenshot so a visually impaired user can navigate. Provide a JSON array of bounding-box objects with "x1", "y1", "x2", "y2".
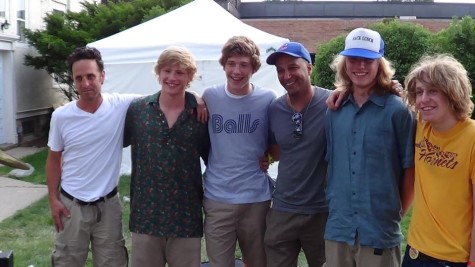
[{"x1": 66, "y1": 46, "x2": 104, "y2": 72}]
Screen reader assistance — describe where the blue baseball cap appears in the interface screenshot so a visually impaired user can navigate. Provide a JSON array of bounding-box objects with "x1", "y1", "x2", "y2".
[
  {"x1": 340, "y1": 28, "x2": 385, "y2": 59},
  {"x1": 266, "y1": 42, "x2": 312, "y2": 65}
]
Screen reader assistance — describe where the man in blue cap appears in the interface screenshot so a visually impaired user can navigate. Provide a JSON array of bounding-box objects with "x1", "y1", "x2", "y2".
[
  {"x1": 324, "y1": 28, "x2": 415, "y2": 267},
  {"x1": 265, "y1": 41, "x2": 331, "y2": 267}
]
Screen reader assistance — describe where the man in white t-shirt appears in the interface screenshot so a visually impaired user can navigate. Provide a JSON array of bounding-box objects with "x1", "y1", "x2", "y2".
[{"x1": 46, "y1": 47, "x2": 134, "y2": 267}]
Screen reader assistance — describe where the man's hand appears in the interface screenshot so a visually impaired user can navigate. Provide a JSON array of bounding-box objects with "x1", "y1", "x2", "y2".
[
  {"x1": 190, "y1": 91, "x2": 208, "y2": 123},
  {"x1": 49, "y1": 198, "x2": 70, "y2": 232},
  {"x1": 390, "y1": 80, "x2": 404, "y2": 97},
  {"x1": 326, "y1": 89, "x2": 348, "y2": 110},
  {"x1": 195, "y1": 95, "x2": 208, "y2": 123},
  {"x1": 259, "y1": 154, "x2": 271, "y2": 172}
]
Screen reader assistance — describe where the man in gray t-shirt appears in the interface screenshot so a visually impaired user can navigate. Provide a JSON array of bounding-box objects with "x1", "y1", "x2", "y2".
[{"x1": 264, "y1": 42, "x2": 330, "y2": 267}]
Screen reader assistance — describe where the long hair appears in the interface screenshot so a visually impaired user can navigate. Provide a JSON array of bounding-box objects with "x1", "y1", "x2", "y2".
[
  {"x1": 404, "y1": 54, "x2": 473, "y2": 120},
  {"x1": 331, "y1": 55, "x2": 395, "y2": 94}
]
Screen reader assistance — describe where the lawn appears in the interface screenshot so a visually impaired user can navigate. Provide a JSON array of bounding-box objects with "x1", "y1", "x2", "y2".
[{"x1": 0, "y1": 150, "x2": 410, "y2": 267}]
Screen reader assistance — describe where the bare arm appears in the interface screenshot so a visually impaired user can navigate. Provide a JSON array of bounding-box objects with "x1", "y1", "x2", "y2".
[
  {"x1": 326, "y1": 81, "x2": 403, "y2": 110},
  {"x1": 267, "y1": 144, "x2": 280, "y2": 162},
  {"x1": 326, "y1": 89, "x2": 348, "y2": 110},
  {"x1": 189, "y1": 91, "x2": 208, "y2": 123},
  {"x1": 46, "y1": 149, "x2": 70, "y2": 232},
  {"x1": 400, "y1": 166, "x2": 415, "y2": 217}
]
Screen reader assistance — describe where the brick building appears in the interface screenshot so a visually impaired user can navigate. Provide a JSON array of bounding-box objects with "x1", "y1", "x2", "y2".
[
  {"x1": 244, "y1": 18, "x2": 450, "y2": 55},
  {"x1": 217, "y1": 1, "x2": 475, "y2": 54}
]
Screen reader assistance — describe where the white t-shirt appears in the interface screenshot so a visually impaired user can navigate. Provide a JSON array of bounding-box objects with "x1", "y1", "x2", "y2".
[{"x1": 48, "y1": 93, "x2": 138, "y2": 201}]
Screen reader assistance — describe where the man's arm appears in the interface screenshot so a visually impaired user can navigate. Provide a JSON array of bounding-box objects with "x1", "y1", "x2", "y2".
[
  {"x1": 326, "y1": 88, "x2": 348, "y2": 110},
  {"x1": 326, "y1": 80, "x2": 404, "y2": 110},
  {"x1": 189, "y1": 91, "x2": 208, "y2": 123},
  {"x1": 267, "y1": 144, "x2": 280, "y2": 162},
  {"x1": 46, "y1": 149, "x2": 70, "y2": 232},
  {"x1": 400, "y1": 166, "x2": 415, "y2": 217},
  {"x1": 259, "y1": 144, "x2": 279, "y2": 172}
]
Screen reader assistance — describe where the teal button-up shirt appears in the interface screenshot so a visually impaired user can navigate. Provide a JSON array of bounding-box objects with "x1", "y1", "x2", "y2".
[{"x1": 325, "y1": 92, "x2": 415, "y2": 248}]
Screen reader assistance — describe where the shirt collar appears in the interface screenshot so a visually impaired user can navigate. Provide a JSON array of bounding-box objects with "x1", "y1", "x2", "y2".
[
  {"x1": 147, "y1": 91, "x2": 198, "y2": 109},
  {"x1": 343, "y1": 91, "x2": 387, "y2": 108}
]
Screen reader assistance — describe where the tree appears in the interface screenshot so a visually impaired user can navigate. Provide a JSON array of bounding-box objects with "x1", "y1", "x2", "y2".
[
  {"x1": 312, "y1": 35, "x2": 345, "y2": 90},
  {"x1": 370, "y1": 20, "x2": 433, "y2": 82},
  {"x1": 433, "y1": 16, "x2": 475, "y2": 91},
  {"x1": 23, "y1": 0, "x2": 189, "y2": 101},
  {"x1": 312, "y1": 20, "x2": 433, "y2": 90}
]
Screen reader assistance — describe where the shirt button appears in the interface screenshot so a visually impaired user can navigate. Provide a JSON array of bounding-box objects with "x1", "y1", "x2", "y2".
[{"x1": 353, "y1": 152, "x2": 356, "y2": 155}]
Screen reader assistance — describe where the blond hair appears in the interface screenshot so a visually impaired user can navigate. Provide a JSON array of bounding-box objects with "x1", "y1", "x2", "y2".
[
  {"x1": 404, "y1": 54, "x2": 473, "y2": 120},
  {"x1": 331, "y1": 55, "x2": 395, "y2": 94},
  {"x1": 154, "y1": 46, "x2": 197, "y2": 87}
]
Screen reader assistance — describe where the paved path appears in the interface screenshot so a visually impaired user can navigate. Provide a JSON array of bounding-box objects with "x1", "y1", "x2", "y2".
[{"x1": 0, "y1": 147, "x2": 47, "y2": 222}]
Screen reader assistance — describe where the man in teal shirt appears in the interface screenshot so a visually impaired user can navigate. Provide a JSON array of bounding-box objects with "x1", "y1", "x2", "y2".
[{"x1": 324, "y1": 28, "x2": 415, "y2": 267}]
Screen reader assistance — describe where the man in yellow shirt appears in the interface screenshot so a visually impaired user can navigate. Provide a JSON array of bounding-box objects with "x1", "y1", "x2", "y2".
[{"x1": 402, "y1": 54, "x2": 475, "y2": 267}]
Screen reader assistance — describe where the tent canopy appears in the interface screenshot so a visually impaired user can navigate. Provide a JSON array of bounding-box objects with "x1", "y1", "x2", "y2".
[
  {"x1": 88, "y1": 0, "x2": 289, "y2": 95},
  {"x1": 88, "y1": 0, "x2": 288, "y2": 175}
]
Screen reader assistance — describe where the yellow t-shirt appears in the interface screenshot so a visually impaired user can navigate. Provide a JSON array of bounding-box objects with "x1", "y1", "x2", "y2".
[{"x1": 407, "y1": 119, "x2": 475, "y2": 262}]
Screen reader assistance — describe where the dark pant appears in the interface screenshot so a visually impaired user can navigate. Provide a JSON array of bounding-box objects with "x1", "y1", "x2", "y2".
[{"x1": 402, "y1": 245, "x2": 466, "y2": 267}]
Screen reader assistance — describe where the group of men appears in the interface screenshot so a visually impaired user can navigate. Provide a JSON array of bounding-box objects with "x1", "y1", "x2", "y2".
[{"x1": 46, "y1": 27, "x2": 475, "y2": 267}]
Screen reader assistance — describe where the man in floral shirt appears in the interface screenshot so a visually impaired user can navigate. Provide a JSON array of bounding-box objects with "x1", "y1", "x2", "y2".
[{"x1": 124, "y1": 46, "x2": 210, "y2": 267}]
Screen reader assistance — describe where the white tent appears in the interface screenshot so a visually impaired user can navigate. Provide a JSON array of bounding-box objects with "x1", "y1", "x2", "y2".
[
  {"x1": 88, "y1": 0, "x2": 288, "y2": 174},
  {"x1": 88, "y1": 0, "x2": 288, "y2": 96}
]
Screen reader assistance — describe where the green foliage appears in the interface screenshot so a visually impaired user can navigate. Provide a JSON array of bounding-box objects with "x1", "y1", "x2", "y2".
[
  {"x1": 312, "y1": 20, "x2": 433, "y2": 89},
  {"x1": 23, "y1": 0, "x2": 190, "y2": 101},
  {"x1": 433, "y1": 16, "x2": 475, "y2": 92},
  {"x1": 369, "y1": 20, "x2": 433, "y2": 83},
  {"x1": 312, "y1": 35, "x2": 345, "y2": 89}
]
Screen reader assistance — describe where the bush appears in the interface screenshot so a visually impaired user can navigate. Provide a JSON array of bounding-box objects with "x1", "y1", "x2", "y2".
[
  {"x1": 370, "y1": 20, "x2": 433, "y2": 83},
  {"x1": 433, "y1": 16, "x2": 475, "y2": 102},
  {"x1": 312, "y1": 35, "x2": 345, "y2": 89}
]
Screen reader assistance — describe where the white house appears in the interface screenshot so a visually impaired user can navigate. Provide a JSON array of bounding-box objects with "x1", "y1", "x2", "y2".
[{"x1": 0, "y1": 0, "x2": 88, "y2": 147}]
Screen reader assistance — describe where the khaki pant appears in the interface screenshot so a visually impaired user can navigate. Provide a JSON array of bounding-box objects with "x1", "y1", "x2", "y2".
[
  {"x1": 264, "y1": 209, "x2": 327, "y2": 267},
  {"x1": 204, "y1": 198, "x2": 270, "y2": 267},
  {"x1": 52, "y1": 194, "x2": 128, "y2": 267},
  {"x1": 131, "y1": 233, "x2": 201, "y2": 267},
  {"x1": 324, "y1": 239, "x2": 401, "y2": 267}
]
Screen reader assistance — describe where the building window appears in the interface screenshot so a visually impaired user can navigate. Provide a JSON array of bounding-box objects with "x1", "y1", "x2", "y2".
[
  {"x1": 0, "y1": 0, "x2": 6, "y2": 18},
  {"x1": 17, "y1": 0, "x2": 25, "y2": 41}
]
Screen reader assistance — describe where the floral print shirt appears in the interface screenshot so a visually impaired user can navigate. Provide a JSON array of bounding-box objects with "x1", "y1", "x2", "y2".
[{"x1": 124, "y1": 91, "x2": 210, "y2": 237}]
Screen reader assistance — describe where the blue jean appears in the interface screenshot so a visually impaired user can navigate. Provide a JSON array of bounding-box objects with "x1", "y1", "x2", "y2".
[{"x1": 402, "y1": 245, "x2": 466, "y2": 267}]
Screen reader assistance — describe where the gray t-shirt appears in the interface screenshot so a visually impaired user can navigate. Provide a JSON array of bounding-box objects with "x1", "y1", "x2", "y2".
[
  {"x1": 269, "y1": 86, "x2": 330, "y2": 214},
  {"x1": 203, "y1": 84, "x2": 277, "y2": 204}
]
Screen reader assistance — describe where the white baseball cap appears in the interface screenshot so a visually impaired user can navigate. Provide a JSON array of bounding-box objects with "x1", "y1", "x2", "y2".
[{"x1": 340, "y1": 28, "x2": 385, "y2": 59}]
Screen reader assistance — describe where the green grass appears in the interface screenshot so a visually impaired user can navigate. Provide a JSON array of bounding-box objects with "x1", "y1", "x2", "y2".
[{"x1": 0, "y1": 150, "x2": 410, "y2": 266}]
